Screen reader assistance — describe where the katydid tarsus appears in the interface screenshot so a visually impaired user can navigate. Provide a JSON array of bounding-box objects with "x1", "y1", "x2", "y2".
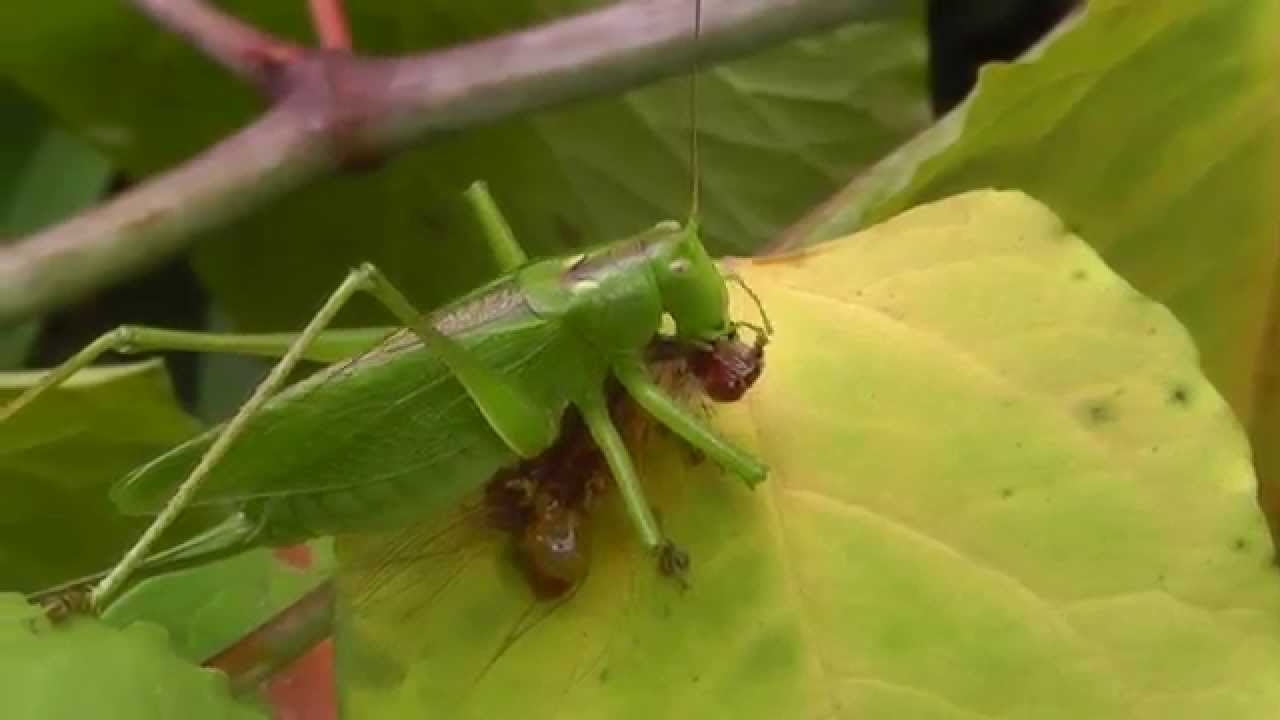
[{"x1": 7, "y1": 0, "x2": 769, "y2": 614}]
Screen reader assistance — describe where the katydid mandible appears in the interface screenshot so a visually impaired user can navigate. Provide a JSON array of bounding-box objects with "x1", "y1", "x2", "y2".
[{"x1": 6, "y1": 0, "x2": 766, "y2": 613}]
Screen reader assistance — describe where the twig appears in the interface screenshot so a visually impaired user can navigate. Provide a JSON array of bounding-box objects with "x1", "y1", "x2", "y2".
[
  {"x1": 308, "y1": 0, "x2": 354, "y2": 51},
  {"x1": 0, "y1": 0, "x2": 898, "y2": 325},
  {"x1": 130, "y1": 0, "x2": 303, "y2": 93},
  {"x1": 203, "y1": 581, "x2": 334, "y2": 696}
]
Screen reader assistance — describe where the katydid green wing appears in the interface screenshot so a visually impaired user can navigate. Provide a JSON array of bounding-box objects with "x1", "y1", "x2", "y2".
[{"x1": 110, "y1": 304, "x2": 598, "y2": 543}]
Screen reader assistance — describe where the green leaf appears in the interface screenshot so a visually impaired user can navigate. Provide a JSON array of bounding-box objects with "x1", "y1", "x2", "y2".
[
  {"x1": 0, "y1": 81, "x2": 111, "y2": 238},
  {"x1": 0, "y1": 79, "x2": 112, "y2": 368},
  {"x1": 781, "y1": 0, "x2": 1280, "y2": 524},
  {"x1": 103, "y1": 541, "x2": 334, "y2": 664},
  {"x1": 338, "y1": 192, "x2": 1280, "y2": 717},
  {"x1": 0, "y1": 324, "x2": 38, "y2": 372},
  {"x1": 0, "y1": 593, "x2": 265, "y2": 719},
  {"x1": 0, "y1": 361, "x2": 211, "y2": 591},
  {"x1": 0, "y1": 1, "x2": 928, "y2": 330}
]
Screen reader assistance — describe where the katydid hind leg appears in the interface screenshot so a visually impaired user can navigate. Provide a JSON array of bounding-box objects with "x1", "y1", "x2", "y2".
[
  {"x1": 576, "y1": 388, "x2": 687, "y2": 579},
  {"x1": 463, "y1": 180, "x2": 528, "y2": 274},
  {"x1": 358, "y1": 263, "x2": 557, "y2": 459},
  {"x1": 88, "y1": 263, "x2": 560, "y2": 609},
  {"x1": 0, "y1": 325, "x2": 392, "y2": 425},
  {"x1": 89, "y1": 267, "x2": 397, "y2": 610},
  {"x1": 613, "y1": 358, "x2": 767, "y2": 487}
]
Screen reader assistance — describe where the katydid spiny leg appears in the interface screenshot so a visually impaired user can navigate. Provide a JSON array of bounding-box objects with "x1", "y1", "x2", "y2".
[
  {"x1": 0, "y1": 326, "x2": 401, "y2": 426},
  {"x1": 357, "y1": 264, "x2": 557, "y2": 458},
  {"x1": 2, "y1": 327, "x2": 284, "y2": 424},
  {"x1": 90, "y1": 267, "x2": 384, "y2": 609},
  {"x1": 464, "y1": 180, "x2": 527, "y2": 274}
]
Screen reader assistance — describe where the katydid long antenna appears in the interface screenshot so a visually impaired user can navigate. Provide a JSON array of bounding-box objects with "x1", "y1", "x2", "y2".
[
  {"x1": 687, "y1": 0, "x2": 702, "y2": 224},
  {"x1": 685, "y1": 1, "x2": 773, "y2": 346},
  {"x1": 724, "y1": 271, "x2": 774, "y2": 343}
]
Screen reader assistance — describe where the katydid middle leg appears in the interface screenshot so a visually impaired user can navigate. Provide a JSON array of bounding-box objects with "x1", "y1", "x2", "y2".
[
  {"x1": 576, "y1": 386, "x2": 689, "y2": 579},
  {"x1": 90, "y1": 263, "x2": 559, "y2": 610}
]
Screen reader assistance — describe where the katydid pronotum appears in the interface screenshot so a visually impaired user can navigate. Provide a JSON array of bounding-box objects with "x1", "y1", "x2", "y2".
[{"x1": 5, "y1": 0, "x2": 770, "y2": 614}]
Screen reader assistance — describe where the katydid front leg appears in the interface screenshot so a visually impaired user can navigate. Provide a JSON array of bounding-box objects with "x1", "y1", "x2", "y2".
[
  {"x1": 89, "y1": 263, "x2": 559, "y2": 611},
  {"x1": 613, "y1": 357, "x2": 767, "y2": 487}
]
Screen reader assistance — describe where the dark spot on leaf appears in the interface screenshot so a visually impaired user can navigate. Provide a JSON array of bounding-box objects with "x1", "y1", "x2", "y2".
[
  {"x1": 1084, "y1": 401, "x2": 1114, "y2": 424},
  {"x1": 1234, "y1": 537, "x2": 1249, "y2": 552},
  {"x1": 1000, "y1": 488, "x2": 1014, "y2": 499},
  {"x1": 1071, "y1": 269, "x2": 1088, "y2": 281},
  {"x1": 1014, "y1": 440, "x2": 1024, "y2": 449},
  {"x1": 1169, "y1": 384, "x2": 1192, "y2": 406},
  {"x1": 599, "y1": 668, "x2": 610, "y2": 684}
]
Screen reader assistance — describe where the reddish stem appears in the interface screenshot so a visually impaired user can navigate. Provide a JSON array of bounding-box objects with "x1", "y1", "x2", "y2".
[
  {"x1": 203, "y1": 582, "x2": 336, "y2": 696},
  {"x1": 0, "y1": 0, "x2": 893, "y2": 323},
  {"x1": 308, "y1": 0, "x2": 354, "y2": 51},
  {"x1": 130, "y1": 0, "x2": 303, "y2": 93}
]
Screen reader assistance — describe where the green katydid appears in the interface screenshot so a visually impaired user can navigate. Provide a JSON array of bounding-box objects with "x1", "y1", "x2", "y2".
[{"x1": 6, "y1": 0, "x2": 767, "y2": 614}]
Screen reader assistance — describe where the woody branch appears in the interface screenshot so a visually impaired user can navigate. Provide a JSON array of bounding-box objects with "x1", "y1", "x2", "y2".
[{"x1": 0, "y1": 0, "x2": 896, "y2": 324}]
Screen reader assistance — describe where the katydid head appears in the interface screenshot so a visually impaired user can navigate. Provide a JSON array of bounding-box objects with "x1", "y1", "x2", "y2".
[
  {"x1": 647, "y1": 219, "x2": 731, "y2": 343},
  {"x1": 641, "y1": 0, "x2": 732, "y2": 343}
]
